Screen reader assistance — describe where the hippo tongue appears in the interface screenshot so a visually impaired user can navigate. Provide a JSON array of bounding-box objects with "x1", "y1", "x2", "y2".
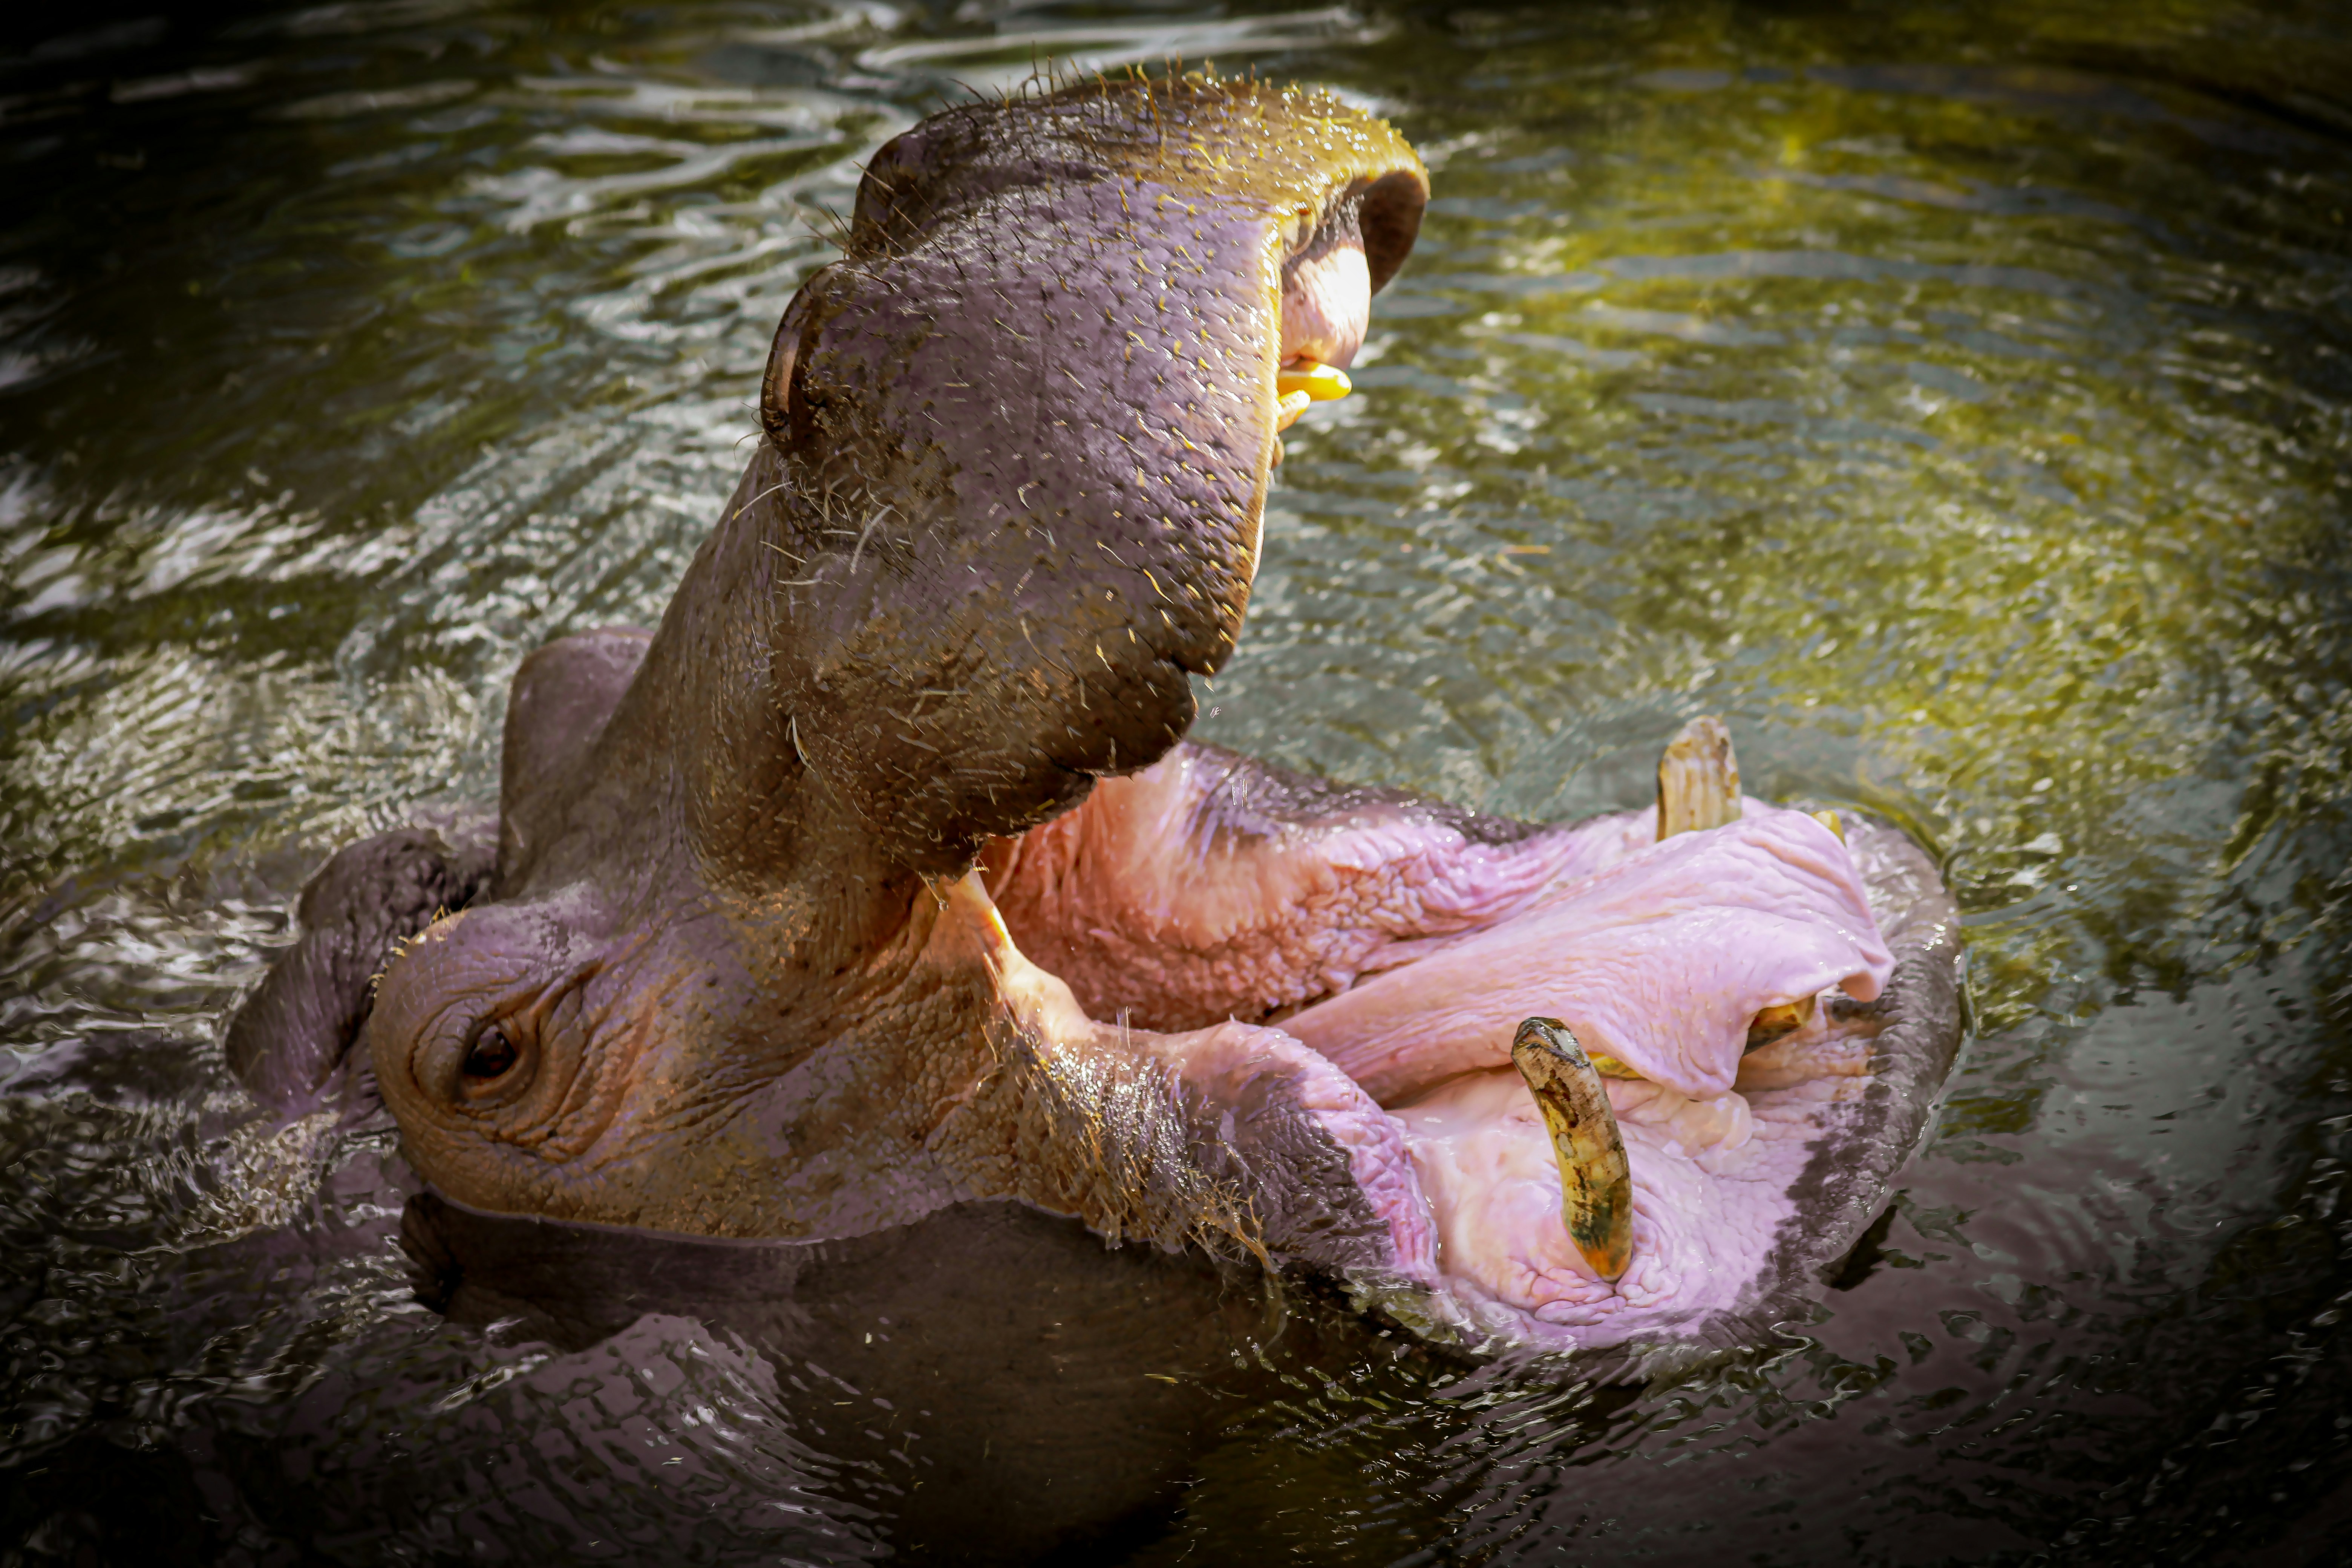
[{"x1": 1282, "y1": 803, "x2": 1894, "y2": 1104}]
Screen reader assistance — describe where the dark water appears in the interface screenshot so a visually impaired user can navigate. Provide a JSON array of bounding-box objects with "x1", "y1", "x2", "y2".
[{"x1": 5, "y1": 0, "x2": 2352, "y2": 1560}]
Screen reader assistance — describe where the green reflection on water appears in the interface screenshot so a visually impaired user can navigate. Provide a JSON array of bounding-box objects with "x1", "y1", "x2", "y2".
[{"x1": 1, "y1": 0, "x2": 2350, "y2": 1561}]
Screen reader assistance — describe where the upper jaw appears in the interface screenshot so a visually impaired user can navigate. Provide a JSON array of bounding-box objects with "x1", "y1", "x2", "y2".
[
  {"x1": 719, "y1": 76, "x2": 1429, "y2": 876},
  {"x1": 818, "y1": 72, "x2": 1426, "y2": 479}
]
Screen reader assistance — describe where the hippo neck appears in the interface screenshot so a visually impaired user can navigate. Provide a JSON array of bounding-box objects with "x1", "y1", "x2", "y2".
[{"x1": 488, "y1": 511, "x2": 937, "y2": 1001}]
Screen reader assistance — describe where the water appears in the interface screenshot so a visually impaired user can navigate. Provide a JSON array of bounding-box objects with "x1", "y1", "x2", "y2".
[{"x1": 3, "y1": 0, "x2": 2350, "y2": 1560}]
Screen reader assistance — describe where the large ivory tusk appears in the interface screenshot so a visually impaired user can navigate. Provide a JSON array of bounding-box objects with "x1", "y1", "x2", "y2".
[
  {"x1": 1511, "y1": 1017, "x2": 1633, "y2": 1283},
  {"x1": 1657, "y1": 714, "x2": 1740, "y2": 838}
]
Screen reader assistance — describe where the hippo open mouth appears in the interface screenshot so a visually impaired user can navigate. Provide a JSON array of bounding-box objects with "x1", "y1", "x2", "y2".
[
  {"x1": 977, "y1": 717, "x2": 1958, "y2": 1357},
  {"x1": 229, "y1": 75, "x2": 1961, "y2": 1367}
]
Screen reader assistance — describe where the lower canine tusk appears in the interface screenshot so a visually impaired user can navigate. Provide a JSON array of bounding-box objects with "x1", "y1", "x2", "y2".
[
  {"x1": 1512, "y1": 1017, "x2": 1634, "y2": 1283},
  {"x1": 1746, "y1": 992, "x2": 1818, "y2": 1050},
  {"x1": 1657, "y1": 714, "x2": 1740, "y2": 838}
]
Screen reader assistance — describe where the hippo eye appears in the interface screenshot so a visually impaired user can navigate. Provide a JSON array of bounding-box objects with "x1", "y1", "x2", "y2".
[{"x1": 463, "y1": 1025, "x2": 519, "y2": 1080}]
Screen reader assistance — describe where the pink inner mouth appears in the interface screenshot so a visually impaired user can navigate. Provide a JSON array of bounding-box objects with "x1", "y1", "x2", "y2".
[
  {"x1": 1291, "y1": 801, "x2": 1893, "y2": 1339},
  {"x1": 1281, "y1": 239, "x2": 1371, "y2": 369},
  {"x1": 985, "y1": 748, "x2": 1908, "y2": 1352},
  {"x1": 1286, "y1": 809, "x2": 1890, "y2": 1102}
]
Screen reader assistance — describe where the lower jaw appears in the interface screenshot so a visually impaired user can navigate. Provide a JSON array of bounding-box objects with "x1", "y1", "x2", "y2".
[{"x1": 1325, "y1": 1012, "x2": 1879, "y2": 1354}]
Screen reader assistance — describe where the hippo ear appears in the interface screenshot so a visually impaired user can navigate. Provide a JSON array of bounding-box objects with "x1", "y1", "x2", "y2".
[{"x1": 224, "y1": 821, "x2": 495, "y2": 1113}]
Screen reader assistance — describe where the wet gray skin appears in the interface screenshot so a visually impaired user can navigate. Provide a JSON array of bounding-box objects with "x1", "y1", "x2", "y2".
[{"x1": 222, "y1": 75, "x2": 1961, "y2": 1550}]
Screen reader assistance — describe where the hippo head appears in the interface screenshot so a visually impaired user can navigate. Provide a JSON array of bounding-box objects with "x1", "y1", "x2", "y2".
[
  {"x1": 364, "y1": 75, "x2": 1435, "y2": 1240},
  {"x1": 235, "y1": 76, "x2": 1960, "y2": 1364}
]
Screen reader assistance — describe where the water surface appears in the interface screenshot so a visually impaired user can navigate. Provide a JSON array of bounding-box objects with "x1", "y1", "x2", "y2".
[{"x1": 4, "y1": 0, "x2": 2351, "y2": 1560}]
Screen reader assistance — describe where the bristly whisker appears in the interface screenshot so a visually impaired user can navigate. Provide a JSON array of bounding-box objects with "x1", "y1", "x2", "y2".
[{"x1": 733, "y1": 479, "x2": 792, "y2": 520}]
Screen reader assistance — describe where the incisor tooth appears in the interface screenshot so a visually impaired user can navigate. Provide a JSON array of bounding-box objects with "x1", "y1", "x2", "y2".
[
  {"x1": 1657, "y1": 715, "x2": 1740, "y2": 839},
  {"x1": 1277, "y1": 359, "x2": 1352, "y2": 401},
  {"x1": 1274, "y1": 390, "x2": 1313, "y2": 432},
  {"x1": 1511, "y1": 1017, "x2": 1633, "y2": 1283}
]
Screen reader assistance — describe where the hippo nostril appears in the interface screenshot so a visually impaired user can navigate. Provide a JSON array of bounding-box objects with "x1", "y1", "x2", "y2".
[{"x1": 464, "y1": 1025, "x2": 518, "y2": 1080}]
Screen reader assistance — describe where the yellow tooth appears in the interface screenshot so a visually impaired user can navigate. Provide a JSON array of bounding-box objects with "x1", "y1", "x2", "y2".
[
  {"x1": 1277, "y1": 360, "x2": 1352, "y2": 402},
  {"x1": 1274, "y1": 390, "x2": 1313, "y2": 432},
  {"x1": 1511, "y1": 1017, "x2": 1634, "y2": 1283},
  {"x1": 1745, "y1": 993, "x2": 1817, "y2": 1051},
  {"x1": 1657, "y1": 715, "x2": 1740, "y2": 839},
  {"x1": 1811, "y1": 808, "x2": 1844, "y2": 841}
]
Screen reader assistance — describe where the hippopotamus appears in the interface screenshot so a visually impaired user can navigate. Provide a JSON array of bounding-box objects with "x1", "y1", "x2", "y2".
[{"x1": 224, "y1": 73, "x2": 1961, "y2": 1551}]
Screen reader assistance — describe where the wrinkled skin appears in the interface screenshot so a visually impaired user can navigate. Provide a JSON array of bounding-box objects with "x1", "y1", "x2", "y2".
[
  {"x1": 341, "y1": 78, "x2": 1440, "y2": 1263},
  {"x1": 228, "y1": 74, "x2": 1962, "y2": 1555}
]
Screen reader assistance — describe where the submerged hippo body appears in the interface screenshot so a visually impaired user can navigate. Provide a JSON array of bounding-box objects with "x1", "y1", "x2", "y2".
[{"x1": 227, "y1": 75, "x2": 1962, "y2": 1544}]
